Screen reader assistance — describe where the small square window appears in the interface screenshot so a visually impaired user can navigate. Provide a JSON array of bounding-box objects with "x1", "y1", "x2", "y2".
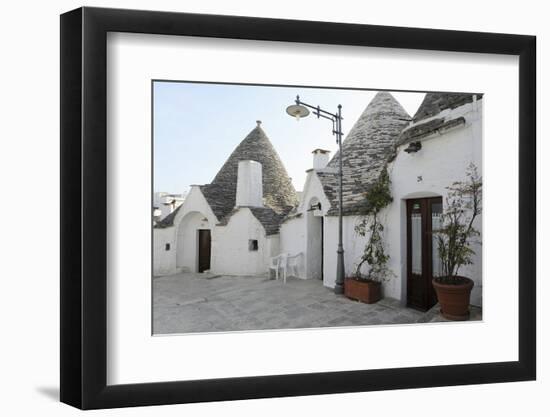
[
  {"x1": 165, "y1": 243, "x2": 171, "y2": 251},
  {"x1": 248, "y1": 239, "x2": 258, "y2": 251}
]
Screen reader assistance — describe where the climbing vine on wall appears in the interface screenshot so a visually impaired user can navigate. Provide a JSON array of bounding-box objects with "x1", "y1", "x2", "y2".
[{"x1": 354, "y1": 167, "x2": 394, "y2": 282}]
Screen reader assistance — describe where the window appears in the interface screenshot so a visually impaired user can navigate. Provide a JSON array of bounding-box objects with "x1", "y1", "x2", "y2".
[
  {"x1": 165, "y1": 243, "x2": 170, "y2": 251},
  {"x1": 248, "y1": 239, "x2": 258, "y2": 251}
]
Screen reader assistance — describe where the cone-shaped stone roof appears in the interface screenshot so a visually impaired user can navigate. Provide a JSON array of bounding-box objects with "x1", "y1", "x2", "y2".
[
  {"x1": 317, "y1": 92, "x2": 410, "y2": 215},
  {"x1": 200, "y1": 122, "x2": 298, "y2": 227},
  {"x1": 155, "y1": 123, "x2": 298, "y2": 232},
  {"x1": 413, "y1": 92, "x2": 483, "y2": 122}
]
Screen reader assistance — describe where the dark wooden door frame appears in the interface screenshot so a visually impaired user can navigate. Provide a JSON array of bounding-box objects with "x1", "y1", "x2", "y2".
[
  {"x1": 425, "y1": 198, "x2": 441, "y2": 309},
  {"x1": 406, "y1": 197, "x2": 441, "y2": 311},
  {"x1": 197, "y1": 229, "x2": 211, "y2": 273}
]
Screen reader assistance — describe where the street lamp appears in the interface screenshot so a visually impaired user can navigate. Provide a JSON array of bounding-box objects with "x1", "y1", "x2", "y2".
[
  {"x1": 286, "y1": 95, "x2": 345, "y2": 294},
  {"x1": 286, "y1": 104, "x2": 310, "y2": 120}
]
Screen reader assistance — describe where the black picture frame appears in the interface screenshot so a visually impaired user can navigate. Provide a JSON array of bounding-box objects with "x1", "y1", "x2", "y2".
[{"x1": 60, "y1": 6, "x2": 536, "y2": 410}]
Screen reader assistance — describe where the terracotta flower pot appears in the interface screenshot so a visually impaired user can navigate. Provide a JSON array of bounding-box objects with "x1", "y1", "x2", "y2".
[
  {"x1": 344, "y1": 277, "x2": 381, "y2": 304},
  {"x1": 432, "y1": 277, "x2": 474, "y2": 320}
]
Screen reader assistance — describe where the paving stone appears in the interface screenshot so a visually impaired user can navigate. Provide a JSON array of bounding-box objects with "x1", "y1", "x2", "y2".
[{"x1": 153, "y1": 272, "x2": 481, "y2": 334}]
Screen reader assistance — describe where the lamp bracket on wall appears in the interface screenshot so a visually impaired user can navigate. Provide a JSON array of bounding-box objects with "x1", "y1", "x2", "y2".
[
  {"x1": 307, "y1": 202, "x2": 322, "y2": 212},
  {"x1": 404, "y1": 141, "x2": 422, "y2": 153}
]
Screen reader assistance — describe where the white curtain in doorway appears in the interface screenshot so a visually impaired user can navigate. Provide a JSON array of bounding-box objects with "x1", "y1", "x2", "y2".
[
  {"x1": 432, "y1": 212, "x2": 443, "y2": 277},
  {"x1": 411, "y1": 213, "x2": 422, "y2": 275}
]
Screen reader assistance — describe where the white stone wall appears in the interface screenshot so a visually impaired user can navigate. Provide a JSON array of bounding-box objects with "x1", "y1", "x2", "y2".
[
  {"x1": 321, "y1": 215, "x2": 369, "y2": 289},
  {"x1": 176, "y1": 211, "x2": 211, "y2": 272},
  {"x1": 279, "y1": 171, "x2": 331, "y2": 280},
  {"x1": 279, "y1": 216, "x2": 306, "y2": 278},
  {"x1": 153, "y1": 185, "x2": 217, "y2": 276},
  {"x1": 385, "y1": 100, "x2": 483, "y2": 306},
  {"x1": 306, "y1": 204, "x2": 323, "y2": 280},
  {"x1": 153, "y1": 227, "x2": 177, "y2": 276},
  {"x1": 312, "y1": 150, "x2": 330, "y2": 170},
  {"x1": 154, "y1": 185, "x2": 275, "y2": 277},
  {"x1": 211, "y1": 208, "x2": 270, "y2": 276},
  {"x1": 266, "y1": 235, "x2": 280, "y2": 262},
  {"x1": 236, "y1": 160, "x2": 263, "y2": 207}
]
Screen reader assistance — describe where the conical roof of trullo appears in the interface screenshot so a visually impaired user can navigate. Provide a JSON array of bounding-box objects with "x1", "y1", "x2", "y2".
[
  {"x1": 317, "y1": 92, "x2": 411, "y2": 215},
  {"x1": 200, "y1": 122, "x2": 299, "y2": 225}
]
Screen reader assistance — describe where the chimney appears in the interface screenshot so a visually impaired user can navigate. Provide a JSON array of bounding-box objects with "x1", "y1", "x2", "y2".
[
  {"x1": 236, "y1": 160, "x2": 263, "y2": 207},
  {"x1": 312, "y1": 149, "x2": 331, "y2": 170}
]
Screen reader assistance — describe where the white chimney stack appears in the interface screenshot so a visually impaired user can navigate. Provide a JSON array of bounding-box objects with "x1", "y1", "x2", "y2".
[
  {"x1": 236, "y1": 160, "x2": 263, "y2": 207},
  {"x1": 312, "y1": 149, "x2": 331, "y2": 170}
]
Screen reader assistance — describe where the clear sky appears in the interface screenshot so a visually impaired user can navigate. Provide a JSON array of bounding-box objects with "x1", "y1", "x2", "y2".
[{"x1": 153, "y1": 82, "x2": 425, "y2": 194}]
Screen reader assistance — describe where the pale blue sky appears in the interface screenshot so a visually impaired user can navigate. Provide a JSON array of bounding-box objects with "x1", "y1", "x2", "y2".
[{"x1": 153, "y1": 82, "x2": 425, "y2": 194}]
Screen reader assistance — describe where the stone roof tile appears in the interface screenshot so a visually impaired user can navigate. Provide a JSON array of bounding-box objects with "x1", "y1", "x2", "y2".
[
  {"x1": 318, "y1": 92, "x2": 410, "y2": 216},
  {"x1": 249, "y1": 206, "x2": 292, "y2": 235},
  {"x1": 156, "y1": 123, "x2": 298, "y2": 231},
  {"x1": 155, "y1": 205, "x2": 181, "y2": 228},
  {"x1": 413, "y1": 92, "x2": 483, "y2": 122},
  {"x1": 205, "y1": 124, "x2": 298, "y2": 219},
  {"x1": 398, "y1": 116, "x2": 466, "y2": 145}
]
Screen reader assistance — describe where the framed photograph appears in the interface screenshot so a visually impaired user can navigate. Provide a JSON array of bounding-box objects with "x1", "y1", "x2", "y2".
[{"x1": 60, "y1": 6, "x2": 536, "y2": 409}]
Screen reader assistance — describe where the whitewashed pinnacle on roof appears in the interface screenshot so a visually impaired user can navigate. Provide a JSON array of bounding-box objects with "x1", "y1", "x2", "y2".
[{"x1": 317, "y1": 91, "x2": 411, "y2": 216}]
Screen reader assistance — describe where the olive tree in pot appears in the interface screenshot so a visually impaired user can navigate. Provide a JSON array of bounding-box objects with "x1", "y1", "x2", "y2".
[
  {"x1": 345, "y1": 169, "x2": 394, "y2": 304},
  {"x1": 433, "y1": 163, "x2": 482, "y2": 320}
]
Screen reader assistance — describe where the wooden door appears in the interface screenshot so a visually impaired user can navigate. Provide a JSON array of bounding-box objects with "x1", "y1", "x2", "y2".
[
  {"x1": 198, "y1": 229, "x2": 211, "y2": 273},
  {"x1": 406, "y1": 197, "x2": 442, "y2": 311}
]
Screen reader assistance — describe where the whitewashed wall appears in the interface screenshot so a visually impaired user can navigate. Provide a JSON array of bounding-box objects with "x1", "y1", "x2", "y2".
[
  {"x1": 322, "y1": 215, "x2": 369, "y2": 289},
  {"x1": 282, "y1": 167, "x2": 383, "y2": 289},
  {"x1": 306, "y1": 204, "x2": 323, "y2": 280},
  {"x1": 279, "y1": 216, "x2": 306, "y2": 278},
  {"x1": 211, "y1": 208, "x2": 270, "y2": 275},
  {"x1": 153, "y1": 227, "x2": 177, "y2": 276},
  {"x1": 386, "y1": 100, "x2": 483, "y2": 306},
  {"x1": 176, "y1": 211, "x2": 211, "y2": 272},
  {"x1": 154, "y1": 185, "x2": 277, "y2": 276},
  {"x1": 235, "y1": 160, "x2": 263, "y2": 207},
  {"x1": 280, "y1": 170, "x2": 331, "y2": 280},
  {"x1": 153, "y1": 185, "x2": 217, "y2": 276}
]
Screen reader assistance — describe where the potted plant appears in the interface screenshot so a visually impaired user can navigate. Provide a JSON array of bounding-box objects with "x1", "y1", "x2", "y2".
[
  {"x1": 432, "y1": 163, "x2": 482, "y2": 320},
  {"x1": 345, "y1": 169, "x2": 394, "y2": 304}
]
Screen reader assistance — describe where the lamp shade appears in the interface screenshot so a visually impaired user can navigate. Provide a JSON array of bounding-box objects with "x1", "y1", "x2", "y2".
[{"x1": 286, "y1": 104, "x2": 310, "y2": 120}]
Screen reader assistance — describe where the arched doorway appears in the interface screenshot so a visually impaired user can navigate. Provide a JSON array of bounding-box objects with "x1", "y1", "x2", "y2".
[
  {"x1": 176, "y1": 211, "x2": 211, "y2": 273},
  {"x1": 306, "y1": 197, "x2": 324, "y2": 280}
]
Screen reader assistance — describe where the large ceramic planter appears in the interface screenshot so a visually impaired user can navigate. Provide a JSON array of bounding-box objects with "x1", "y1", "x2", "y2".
[
  {"x1": 344, "y1": 278, "x2": 381, "y2": 304},
  {"x1": 432, "y1": 277, "x2": 474, "y2": 320}
]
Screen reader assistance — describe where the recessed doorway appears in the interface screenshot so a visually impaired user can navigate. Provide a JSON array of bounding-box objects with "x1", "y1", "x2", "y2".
[
  {"x1": 306, "y1": 199, "x2": 324, "y2": 280},
  {"x1": 406, "y1": 197, "x2": 443, "y2": 311},
  {"x1": 198, "y1": 229, "x2": 211, "y2": 273}
]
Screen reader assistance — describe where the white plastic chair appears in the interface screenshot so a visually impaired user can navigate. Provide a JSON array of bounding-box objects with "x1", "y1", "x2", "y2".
[
  {"x1": 286, "y1": 252, "x2": 302, "y2": 280},
  {"x1": 269, "y1": 253, "x2": 288, "y2": 283},
  {"x1": 269, "y1": 252, "x2": 302, "y2": 284}
]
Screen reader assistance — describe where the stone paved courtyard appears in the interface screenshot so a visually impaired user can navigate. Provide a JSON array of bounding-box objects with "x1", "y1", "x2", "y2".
[{"x1": 153, "y1": 272, "x2": 482, "y2": 334}]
